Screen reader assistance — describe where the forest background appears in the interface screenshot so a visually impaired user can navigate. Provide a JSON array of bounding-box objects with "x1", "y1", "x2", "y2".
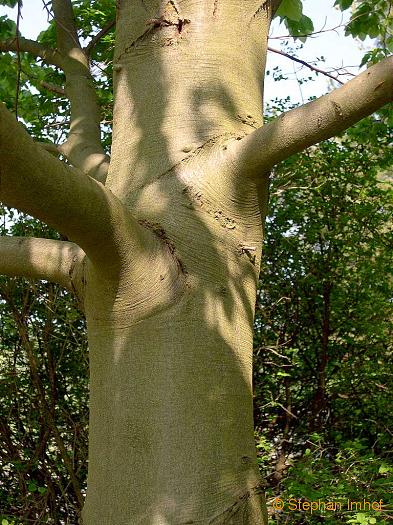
[{"x1": 0, "y1": 0, "x2": 392, "y2": 524}]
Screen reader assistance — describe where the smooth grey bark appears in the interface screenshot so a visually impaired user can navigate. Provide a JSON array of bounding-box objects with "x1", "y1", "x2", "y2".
[{"x1": 0, "y1": 0, "x2": 392, "y2": 523}]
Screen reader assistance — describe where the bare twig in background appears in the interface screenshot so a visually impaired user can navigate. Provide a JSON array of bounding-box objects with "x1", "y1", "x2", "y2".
[{"x1": 268, "y1": 46, "x2": 344, "y2": 84}]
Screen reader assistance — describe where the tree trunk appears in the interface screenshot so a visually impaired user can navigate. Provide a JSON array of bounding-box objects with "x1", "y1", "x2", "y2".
[
  {"x1": 82, "y1": 1, "x2": 271, "y2": 522},
  {"x1": 83, "y1": 276, "x2": 267, "y2": 523}
]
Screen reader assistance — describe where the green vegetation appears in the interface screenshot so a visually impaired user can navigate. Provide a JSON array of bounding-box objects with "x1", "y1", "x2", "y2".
[
  {"x1": 253, "y1": 116, "x2": 393, "y2": 523},
  {"x1": 0, "y1": 214, "x2": 88, "y2": 522}
]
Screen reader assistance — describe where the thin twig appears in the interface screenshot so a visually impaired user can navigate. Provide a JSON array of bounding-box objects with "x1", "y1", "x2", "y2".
[
  {"x1": 84, "y1": 19, "x2": 115, "y2": 56},
  {"x1": 269, "y1": 15, "x2": 345, "y2": 40},
  {"x1": 268, "y1": 46, "x2": 344, "y2": 84},
  {"x1": 20, "y1": 66, "x2": 66, "y2": 96}
]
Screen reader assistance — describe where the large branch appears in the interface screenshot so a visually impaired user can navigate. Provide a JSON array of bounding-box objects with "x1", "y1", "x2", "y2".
[
  {"x1": 52, "y1": 0, "x2": 109, "y2": 182},
  {"x1": 0, "y1": 236, "x2": 84, "y2": 295},
  {"x1": 0, "y1": 37, "x2": 63, "y2": 68},
  {"x1": 0, "y1": 31, "x2": 108, "y2": 179},
  {"x1": 231, "y1": 56, "x2": 393, "y2": 179},
  {"x1": 0, "y1": 102, "x2": 143, "y2": 276}
]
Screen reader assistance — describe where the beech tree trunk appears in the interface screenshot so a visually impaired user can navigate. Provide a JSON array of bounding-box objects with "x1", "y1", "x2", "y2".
[
  {"x1": 0, "y1": 0, "x2": 392, "y2": 523},
  {"x1": 83, "y1": 3, "x2": 270, "y2": 522}
]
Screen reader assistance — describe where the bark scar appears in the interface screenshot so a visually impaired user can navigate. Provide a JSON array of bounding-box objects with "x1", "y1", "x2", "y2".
[
  {"x1": 332, "y1": 100, "x2": 343, "y2": 117},
  {"x1": 208, "y1": 483, "x2": 266, "y2": 523},
  {"x1": 182, "y1": 186, "x2": 237, "y2": 231},
  {"x1": 237, "y1": 114, "x2": 259, "y2": 129},
  {"x1": 151, "y1": 0, "x2": 190, "y2": 33},
  {"x1": 117, "y1": 1, "x2": 190, "y2": 58},
  {"x1": 146, "y1": 16, "x2": 190, "y2": 33},
  {"x1": 138, "y1": 219, "x2": 188, "y2": 275},
  {"x1": 250, "y1": 1, "x2": 269, "y2": 23},
  {"x1": 238, "y1": 244, "x2": 257, "y2": 264}
]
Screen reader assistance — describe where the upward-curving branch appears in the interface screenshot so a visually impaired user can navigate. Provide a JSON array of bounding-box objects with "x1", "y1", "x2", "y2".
[
  {"x1": 52, "y1": 0, "x2": 110, "y2": 182},
  {"x1": 231, "y1": 56, "x2": 393, "y2": 180}
]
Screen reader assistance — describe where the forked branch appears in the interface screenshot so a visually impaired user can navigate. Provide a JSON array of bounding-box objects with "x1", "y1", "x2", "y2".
[
  {"x1": 0, "y1": 7, "x2": 108, "y2": 181},
  {"x1": 231, "y1": 56, "x2": 393, "y2": 179},
  {"x1": 0, "y1": 102, "x2": 142, "y2": 276}
]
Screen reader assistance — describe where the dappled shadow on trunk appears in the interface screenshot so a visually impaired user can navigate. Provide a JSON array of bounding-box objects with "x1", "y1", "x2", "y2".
[{"x1": 82, "y1": 2, "x2": 270, "y2": 523}]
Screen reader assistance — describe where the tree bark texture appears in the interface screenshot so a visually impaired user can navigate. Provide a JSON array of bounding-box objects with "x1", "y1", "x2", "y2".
[{"x1": 83, "y1": 2, "x2": 271, "y2": 522}]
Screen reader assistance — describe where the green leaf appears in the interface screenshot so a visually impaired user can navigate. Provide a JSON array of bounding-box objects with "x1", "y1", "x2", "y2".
[
  {"x1": 276, "y1": 0, "x2": 303, "y2": 21},
  {"x1": 0, "y1": 15, "x2": 17, "y2": 38},
  {"x1": 334, "y1": 0, "x2": 353, "y2": 9},
  {"x1": 0, "y1": 0, "x2": 19, "y2": 6},
  {"x1": 28, "y1": 481, "x2": 37, "y2": 492},
  {"x1": 285, "y1": 14, "x2": 314, "y2": 41}
]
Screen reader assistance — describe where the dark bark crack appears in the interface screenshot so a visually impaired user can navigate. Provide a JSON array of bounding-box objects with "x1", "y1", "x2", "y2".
[
  {"x1": 250, "y1": 1, "x2": 269, "y2": 22},
  {"x1": 117, "y1": 16, "x2": 190, "y2": 59},
  {"x1": 146, "y1": 16, "x2": 190, "y2": 33},
  {"x1": 138, "y1": 219, "x2": 188, "y2": 276}
]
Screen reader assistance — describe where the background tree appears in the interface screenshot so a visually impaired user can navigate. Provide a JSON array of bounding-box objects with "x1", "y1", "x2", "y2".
[{"x1": 0, "y1": 0, "x2": 392, "y2": 523}]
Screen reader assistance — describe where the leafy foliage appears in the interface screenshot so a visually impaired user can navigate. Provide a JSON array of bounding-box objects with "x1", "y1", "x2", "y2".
[
  {"x1": 335, "y1": 0, "x2": 393, "y2": 63},
  {"x1": 271, "y1": 439, "x2": 392, "y2": 524},
  {"x1": 0, "y1": 0, "x2": 115, "y2": 148},
  {"x1": 275, "y1": 0, "x2": 314, "y2": 42},
  {"x1": 0, "y1": 1, "x2": 18, "y2": 7},
  {"x1": 0, "y1": 214, "x2": 88, "y2": 523},
  {"x1": 254, "y1": 115, "x2": 393, "y2": 523}
]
